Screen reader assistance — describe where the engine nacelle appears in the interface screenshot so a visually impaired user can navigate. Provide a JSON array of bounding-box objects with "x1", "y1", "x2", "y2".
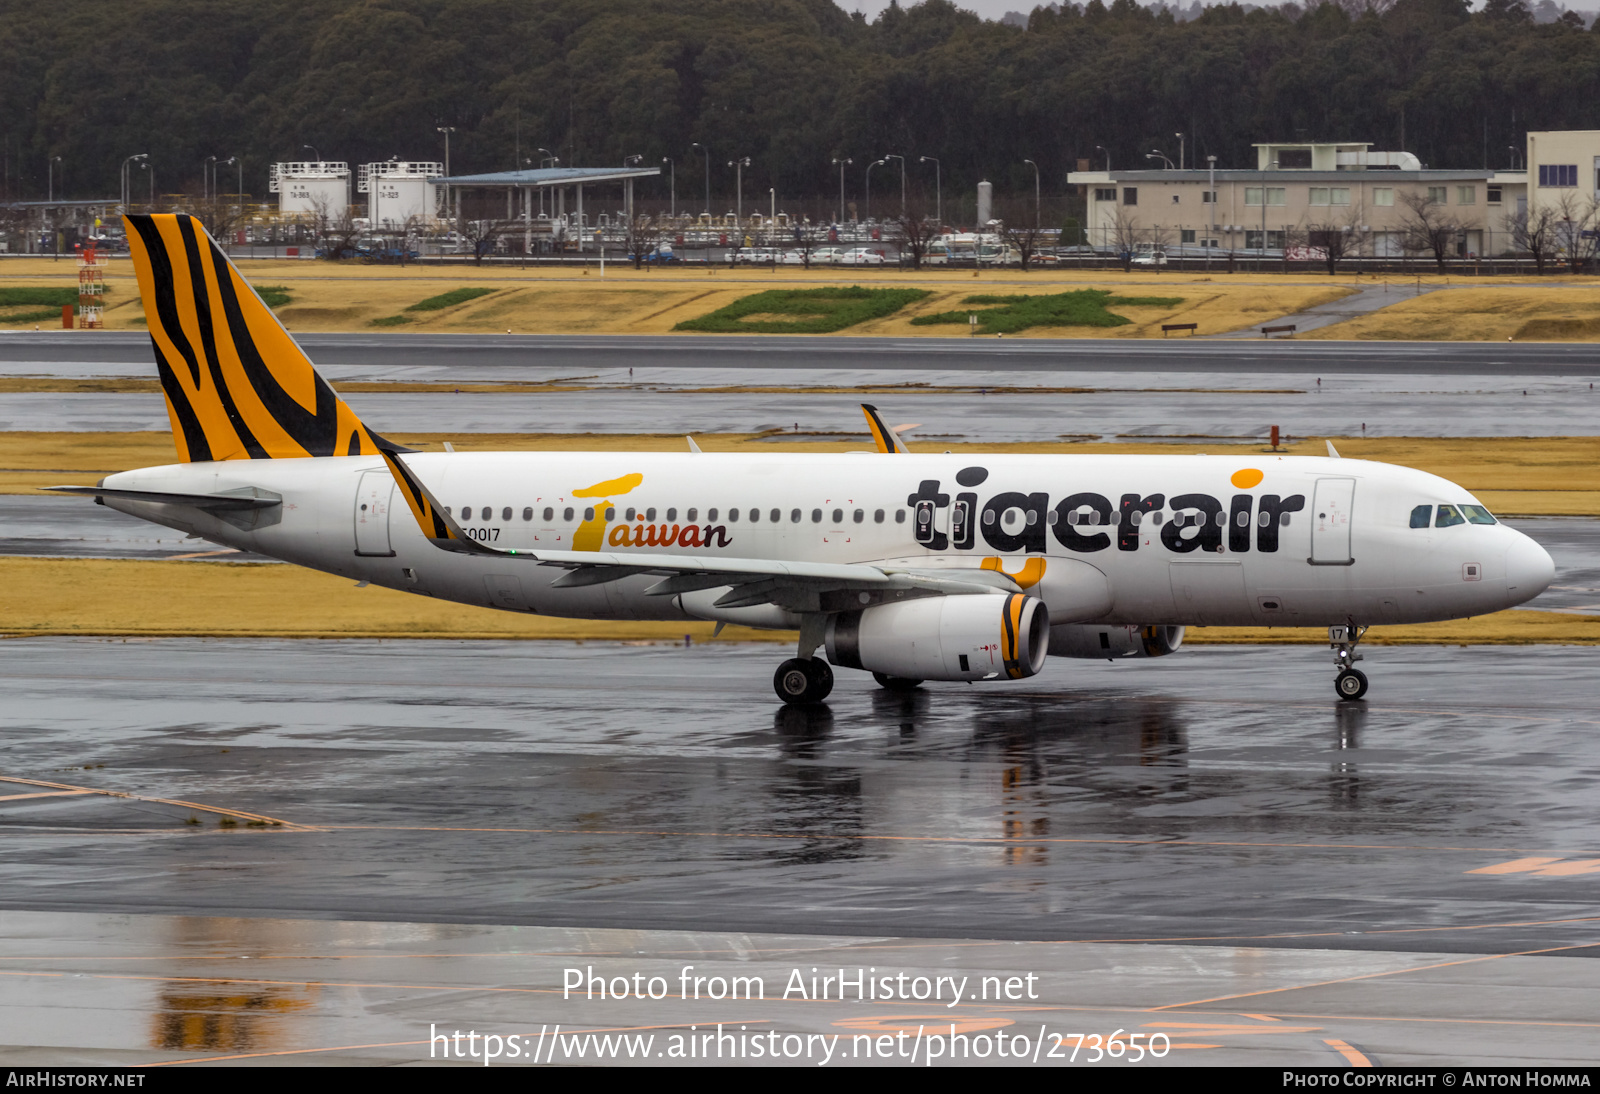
[
  {"x1": 826, "y1": 594, "x2": 1050, "y2": 682},
  {"x1": 1048, "y1": 624, "x2": 1185, "y2": 660}
]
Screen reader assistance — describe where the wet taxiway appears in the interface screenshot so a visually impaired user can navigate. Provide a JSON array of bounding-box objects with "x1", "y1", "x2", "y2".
[
  {"x1": 2, "y1": 637, "x2": 1598, "y2": 951},
  {"x1": 2, "y1": 638, "x2": 1599, "y2": 1064},
  {"x1": 5, "y1": 330, "x2": 1600, "y2": 375}
]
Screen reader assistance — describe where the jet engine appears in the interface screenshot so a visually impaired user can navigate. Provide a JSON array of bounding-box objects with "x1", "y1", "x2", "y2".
[
  {"x1": 826, "y1": 593, "x2": 1050, "y2": 682},
  {"x1": 1048, "y1": 624, "x2": 1185, "y2": 660}
]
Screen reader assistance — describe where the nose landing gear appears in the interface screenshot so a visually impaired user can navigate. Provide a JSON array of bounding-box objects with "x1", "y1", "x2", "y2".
[{"x1": 1330, "y1": 621, "x2": 1369, "y2": 700}]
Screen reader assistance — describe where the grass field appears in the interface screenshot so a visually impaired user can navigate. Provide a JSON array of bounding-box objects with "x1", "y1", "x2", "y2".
[{"x1": 0, "y1": 260, "x2": 1350, "y2": 337}]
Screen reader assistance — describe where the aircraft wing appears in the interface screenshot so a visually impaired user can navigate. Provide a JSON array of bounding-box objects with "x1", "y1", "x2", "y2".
[{"x1": 380, "y1": 448, "x2": 1018, "y2": 612}]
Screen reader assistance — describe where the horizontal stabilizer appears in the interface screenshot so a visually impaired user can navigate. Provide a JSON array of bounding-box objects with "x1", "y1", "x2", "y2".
[{"x1": 43, "y1": 485, "x2": 281, "y2": 510}]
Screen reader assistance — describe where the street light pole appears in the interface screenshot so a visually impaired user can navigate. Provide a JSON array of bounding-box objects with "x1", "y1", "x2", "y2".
[
  {"x1": 48, "y1": 155, "x2": 60, "y2": 202},
  {"x1": 866, "y1": 159, "x2": 884, "y2": 222},
  {"x1": 884, "y1": 154, "x2": 905, "y2": 218},
  {"x1": 1260, "y1": 158, "x2": 1278, "y2": 270},
  {"x1": 1023, "y1": 158, "x2": 1040, "y2": 229},
  {"x1": 434, "y1": 128, "x2": 454, "y2": 177},
  {"x1": 663, "y1": 158, "x2": 674, "y2": 217},
  {"x1": 832, "y1": 157, "x2": 851, "y2": 224},
  {"x1": 1206, "y1": 153, "x2": 1216, "y2": 271},
  {"x1": 1176, "y1": 132, "x2": 1185, "y2": 171},
  {"x1": 120, "y1": 154, "x2": 147, "y2": 210},
  {"x1": 729, "y1": 157, "x2": 750, "y2": 225},
  {"x1": 143, "y1": 161, "x2": 155, "y2": 207},
  {"x1": 206, "y1": 155, "x2": 217, "y2": 203},
  {"x1": 691, "y1": 143, "x2": 710, "y2": 216},
  {"x1": 1095, "y1": 145, "x2": 1110, "y2": 172},
  {"x1": 919, "y1": 156, "x2": 940, "y2": 227}
]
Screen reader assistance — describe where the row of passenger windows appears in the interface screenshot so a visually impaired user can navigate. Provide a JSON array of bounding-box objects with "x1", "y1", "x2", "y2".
[
  {"x1": 1410, "y1": 503, "x2": 1497, "y2": 529},
  {"x1": 448, "y1": 505, "x2": 911, "y2": 525},
  {"x1": 443, "y1": 503, "x2": 1297, "y2": 529}
]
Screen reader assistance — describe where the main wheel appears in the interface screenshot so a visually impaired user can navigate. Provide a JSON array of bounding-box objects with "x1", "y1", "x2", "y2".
[
  {"x1": 1335, "y1": 668, "x2": 1369, "y2": 701},
  {"x1": 873, "y1": 671, "x2": 923, "y2": 692},
  {"x1": 774, "y1": 658, "x2": 833, "y2": 705}
]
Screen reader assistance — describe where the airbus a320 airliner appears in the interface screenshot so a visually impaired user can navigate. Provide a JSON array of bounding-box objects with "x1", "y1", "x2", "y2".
[{"x1": 50, "y1": 215, "x2": 1555, "y2": 705}]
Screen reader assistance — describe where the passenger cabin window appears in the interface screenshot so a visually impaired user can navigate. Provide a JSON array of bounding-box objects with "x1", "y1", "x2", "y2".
[
  {"x1": 563, "y1": 507, "x2": 574, "y2": 521},
  {"x1": 541, "y1": 507, "x2": 552, "y2": 521},
  {"x1": 1410, "y1": 504, "x2": 1432, "y2": 528},
  {"x1": 583, "y1": 507, "x2": 594, "y2": 521},
  {"x1": 646, "y1": 508, "x2": 657, "y2": 521},
  {"x1": 687, "y1": 508, "x2": 698, "y2": 522},
  {"x1": 727, "y1": 509, "x2": 739, "y2": 522},
  {"x1": 895, "y1": 510, "x2": 906, "y2": 523},
  {"x1": 770, "y1": 508, "x2": 781, "y2": 523},
  {"x1": 790, "y1": 509, "x2": 801, "y2": 523},
  {"x1": 832, "y1": 508, "x2": 844, "y2": 524},
  {"x1": 502, "y1": 507, "x2": 512, "y2": 521},
  {"x1": 1435, "y1": 504, "x2": 1465, "y2": 528},
  {"x1": 811, "y1": 509, "x2": 823, "y2": 523},
  {"x1": 706, "y1": 508, "x2": 717, "y2": 521}
]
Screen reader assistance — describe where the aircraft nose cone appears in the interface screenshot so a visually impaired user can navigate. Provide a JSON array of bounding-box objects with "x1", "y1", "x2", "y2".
[{"x1": 1504, "y1": 533, "x2": 1555, "y2": 604}]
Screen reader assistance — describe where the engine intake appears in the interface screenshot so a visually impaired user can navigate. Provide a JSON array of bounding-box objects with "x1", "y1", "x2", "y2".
[
  {"x1": 826, "y1": 593, "x2": 1050, "y2": 682},
  {"x1": 1048, "y1": 624, "x2": 1185, "y2": 660}
]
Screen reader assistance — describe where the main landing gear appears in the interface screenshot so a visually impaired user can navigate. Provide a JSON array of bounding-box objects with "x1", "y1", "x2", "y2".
[
  {"x1": 774, "y1": 658, "x2": 833, "y2": 705},
  {"x1": 774, "y1": 615, "x2": 834, "y2": 706},
  {"x1": 1330, "y1": 621, "x2": 1369, "y2": 701}
]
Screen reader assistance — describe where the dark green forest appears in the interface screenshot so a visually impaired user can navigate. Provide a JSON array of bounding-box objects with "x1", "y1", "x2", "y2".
[{"x1": 0, "y1": 0, "x2": 1595, "y2": 205}]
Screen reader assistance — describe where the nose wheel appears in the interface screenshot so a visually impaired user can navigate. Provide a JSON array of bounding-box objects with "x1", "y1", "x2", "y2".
[
  {"x1": 1330, "y1": 621, "x2": 1369, "y2": 701},
  {"x1": 775, "y1": 657, "x2": 834, "y2": 705}
]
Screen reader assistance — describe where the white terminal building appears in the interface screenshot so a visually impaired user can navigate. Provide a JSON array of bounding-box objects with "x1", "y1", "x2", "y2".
[
  {"x1": 359, "y1": 161, "x2": 444, "y2": 228},
  {"x1": 270, "y1": 161, "x2": 351, "y2": 219}
]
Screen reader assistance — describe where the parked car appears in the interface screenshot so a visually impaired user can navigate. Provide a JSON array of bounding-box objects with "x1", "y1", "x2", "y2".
[
  {"x1": 809, "y1": 246, "x2": 847, "y2": 265},
  {"x1": 732, "y1": 247, "x2": 780, "y2": 264},
  {"x1": 838, "y1": 247, "x2": 886, "y2": 266},
  {"x1": 630, "y1": 246, "x2": 681, "y2": 264},
  {"x1": 1130, "y1": 249, "x2": 1168, "y2": 267}
]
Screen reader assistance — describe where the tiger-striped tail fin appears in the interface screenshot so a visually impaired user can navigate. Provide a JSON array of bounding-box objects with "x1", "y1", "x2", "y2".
[{"x1": 124, "y1": 212, "x2": 387, "y2": 462}]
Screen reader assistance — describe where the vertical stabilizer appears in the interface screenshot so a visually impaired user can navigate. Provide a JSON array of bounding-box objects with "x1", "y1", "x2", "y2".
[{"x1": 124, "y1": 213, "x2": 385, "y2": 462}]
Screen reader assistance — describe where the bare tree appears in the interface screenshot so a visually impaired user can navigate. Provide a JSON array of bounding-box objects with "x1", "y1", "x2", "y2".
[
  {"x1": 997, "y1": 200, "x2": 1053, "y2": 270},
  {"x1": 1302, "y1": 197, "x2": 1366, "y2": 275},
  {"x1": 892, "y1": 206, "x2": 941, "y2": 269},
  {"x1": 1550, "y1": 190, "x2": 1600, "y2": 275},
  {"x1": 309, "y1": 196, "x2": 361, "y2": 261},
  {"x1": 454, "y1": 213, "x2": 518, "y2": 265},
  {"x1": 626, "y1": 214, "x2": 665, "y2": 269},
  {"x1": 1506, "y1": 203, "x2": 1560, "y2": 274},
  {"x1": 1107, "y1": 207, "x2": 1145, "y2": 271},
  {"x1": 1398, "y1": 191, "x2": 1465, "y2": 273}
]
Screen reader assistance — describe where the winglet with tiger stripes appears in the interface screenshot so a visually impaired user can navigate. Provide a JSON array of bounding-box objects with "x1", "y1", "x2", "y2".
[
  {"x1": 860, "y1": 403, "x2": 911, "y2": 454},
  {"x1": 124, "y1": 213, "x2": 390, "y2": 462}
]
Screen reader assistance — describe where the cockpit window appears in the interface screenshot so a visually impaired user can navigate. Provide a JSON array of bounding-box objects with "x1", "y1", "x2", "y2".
[
  {"x1": 1435, "y1": 504, "x2": 1465, "y2": 528},
  {"x1": 1409, "y1": 504, "x2": 1432, "y2": 529},
  {"x1": 1462, "y1": 505, "x2": 1497, "y2": 525}
]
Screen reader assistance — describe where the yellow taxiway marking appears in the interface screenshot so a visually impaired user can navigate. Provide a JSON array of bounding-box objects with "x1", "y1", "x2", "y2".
[
  {"x1": 0, "y1": 789, "x2": 93, "y2": 802},
  {"x1": 1325, "y1": 1038, "x2": 1374, "y2": 1066},
  {"x1": 1469, "y1": 856, "x2": 1600, "y2": 876},
  {"x1": 0, "y1": 774, "x2": 307, "y2": 830}
]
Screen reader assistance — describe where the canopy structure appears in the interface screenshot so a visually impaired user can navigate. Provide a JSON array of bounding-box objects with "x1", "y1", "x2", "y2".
[{"x1": 436, "y1": 165, "x2": 662, "y2": 251}]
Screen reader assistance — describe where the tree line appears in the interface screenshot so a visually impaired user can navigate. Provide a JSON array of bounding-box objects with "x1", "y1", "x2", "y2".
[{"x1": 1, "y1": 0, "x2": 1596, "y2": 213}]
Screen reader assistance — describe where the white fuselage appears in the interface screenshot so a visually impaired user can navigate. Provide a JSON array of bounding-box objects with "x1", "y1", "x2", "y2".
[{"x1": 100, "y1": 451, "x2": 1554, "y2": 633}]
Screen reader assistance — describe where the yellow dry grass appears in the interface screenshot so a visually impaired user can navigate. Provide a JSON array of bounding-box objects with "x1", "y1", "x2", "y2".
[
  {"x1": 1303, "y1": 285, "x2": 1600, "y2": 342},
  {"x1": 0, "y1": 260, "x2": 1349, "y2": 337},
  {"x1": 1, "y1": 555, "x2": 1591, "y2": 645},
  {"x1": 0, "y1": 557, "x2": 778, "y2": 642},
  {"x1": 7, "y1": 432, "x2": 1600, "y2": 514}
]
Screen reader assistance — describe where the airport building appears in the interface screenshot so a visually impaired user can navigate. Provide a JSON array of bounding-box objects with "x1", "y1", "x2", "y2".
[{"x1": 1068, "y1": 140, "x2": 1529, "y2": 258}]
